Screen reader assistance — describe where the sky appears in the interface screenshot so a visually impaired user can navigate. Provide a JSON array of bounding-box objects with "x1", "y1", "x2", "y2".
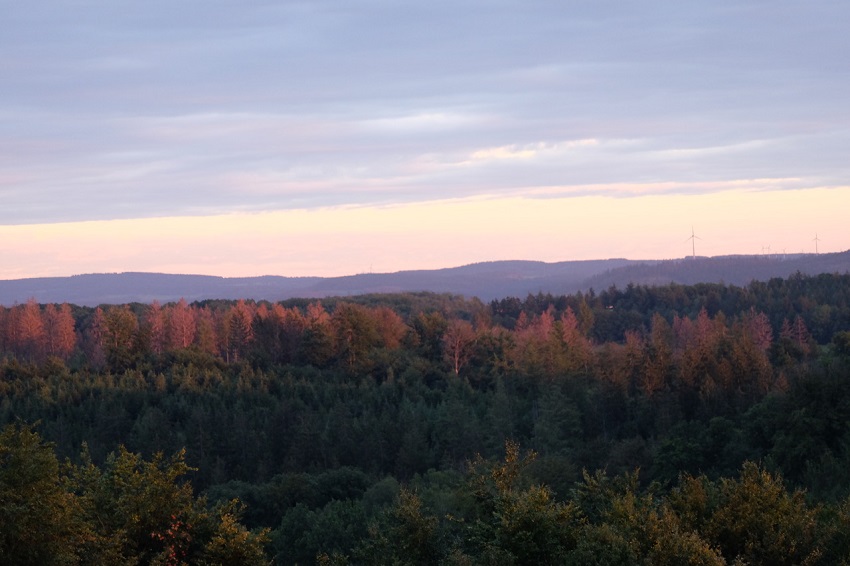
[{"x1": 2, "y1": 1, "x2": 849, "y2": 279}]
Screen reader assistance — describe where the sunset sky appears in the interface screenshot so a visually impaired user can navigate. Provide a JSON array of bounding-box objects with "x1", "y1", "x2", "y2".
[{"x1": 2, "y1": 1, "x2": 848, "y2": 279}]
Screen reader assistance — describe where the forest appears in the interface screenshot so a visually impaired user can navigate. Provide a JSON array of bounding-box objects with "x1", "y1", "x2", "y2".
[{"x1": 3, "y1": 272, "x2": 850, "y2": 564}]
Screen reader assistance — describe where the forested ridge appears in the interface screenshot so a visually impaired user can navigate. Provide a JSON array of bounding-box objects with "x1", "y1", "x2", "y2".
[{"x1": 3, "y1": 272, "x2": 850, "y2": 564}]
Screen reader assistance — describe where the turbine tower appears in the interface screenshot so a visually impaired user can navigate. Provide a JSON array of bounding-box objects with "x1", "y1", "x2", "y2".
[
  {"x1": 813, "y1": 233, "x2": 821, "y2": 254},
  {"x1": 686, "y1": 226, "x2": 701, "y2": 260}
]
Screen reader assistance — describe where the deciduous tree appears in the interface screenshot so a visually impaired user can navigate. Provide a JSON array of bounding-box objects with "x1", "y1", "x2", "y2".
[
  {"x1": 443, "y1": 319, "x2": 476, "y2": 376},
  {"x1": 168, "y1": 298, "x2": 197, "y2": 350},
  {"x1": 17, "y1": 298, "x2": 46, "y2": 362},
  {"x1": 43, "y1": 303, "x2": 77, "y2": 360}
]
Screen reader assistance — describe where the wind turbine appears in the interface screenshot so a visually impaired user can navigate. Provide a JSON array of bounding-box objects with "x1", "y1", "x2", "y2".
[
  {"x1": 686, "y1": 226, "x2": 700, "y2": 260},
  {"x1": 813, "y1": 233, "x2": 821, "y2": 254}
]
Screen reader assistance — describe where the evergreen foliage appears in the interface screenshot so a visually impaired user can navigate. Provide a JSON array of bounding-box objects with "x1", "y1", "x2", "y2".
[{"x1": 2, "y1": 272, "x2": 850, "y2": 563}]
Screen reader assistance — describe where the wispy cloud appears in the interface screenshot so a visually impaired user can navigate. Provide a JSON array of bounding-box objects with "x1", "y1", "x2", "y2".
[{"x1": 466, "y1": 139, "x2": 600, "y2": 163}]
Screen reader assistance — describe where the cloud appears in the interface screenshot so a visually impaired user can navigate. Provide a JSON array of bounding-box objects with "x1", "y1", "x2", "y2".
[
  {"x1": 466, "y1": 139, "x2": 600, "y2": 163},
  {"x1": 0, "y1": 0, "x2": 848, "y2": 236},
  {"x1": 361, "y1": 112, "x2": 483, "y2": 134}
]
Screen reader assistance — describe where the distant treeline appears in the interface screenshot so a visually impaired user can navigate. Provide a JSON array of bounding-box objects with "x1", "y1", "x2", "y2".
[{"x1": 2, "y1": 271, "x2": 848, "y2": 370}]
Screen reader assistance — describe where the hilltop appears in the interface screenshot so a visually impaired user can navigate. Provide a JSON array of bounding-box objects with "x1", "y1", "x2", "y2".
[{"x1": 1, "y1": 250, "x2": 848, "y2": 306}]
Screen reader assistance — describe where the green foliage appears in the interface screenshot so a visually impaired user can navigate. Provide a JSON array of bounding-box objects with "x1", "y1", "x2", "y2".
[
  {"x1": 0, "y1": 424, "x2": 82, "y2": 565},
  {"x1": 833, "y1": 331, "x2": 850, "y2": 357},
  {"x1": 1, "y1": 425, "x2": 267, "y2": 565},
  {"x1": 67, "y1": 445, "x2": 201, "y2": 563},
  {"x1": 356, "y1": 489, "x2": 442, "y2": 566},
  {"x1": 461, "y1": 441, "x2": 581, "y2": 564},
  {"x1": 670, "y1": 463, "x2": 822, "y2": 565},
  {"x1": 567, "y1": 523, "x2": 636, "y2": 566},
  {"x1": 707, "y1": 462, "x2": 821, "y2": 565},
  {"x1": 197, "y1": 502, "x2": 269, "y2": 565},
  {"x1": 572, "y1": 468, "x2": 725, "y2": 565},
  {"x1": 275, "y1": 500, "x2": 368, "y2": 565}
]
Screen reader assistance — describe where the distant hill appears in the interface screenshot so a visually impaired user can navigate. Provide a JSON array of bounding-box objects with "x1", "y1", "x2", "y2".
[
  {"x1": 583, "y1": 251, "x2": 850, "y2": 291},
  {"x1": 1, "y1": 251, "x2": 848, "y2": 306}
]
